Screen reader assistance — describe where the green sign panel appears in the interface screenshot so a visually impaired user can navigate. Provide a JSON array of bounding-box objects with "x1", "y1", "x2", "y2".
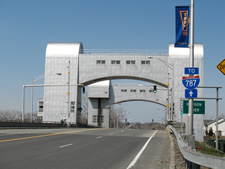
[{"x1": 183, "y1": 100, "x2": 205, "y2": 114}]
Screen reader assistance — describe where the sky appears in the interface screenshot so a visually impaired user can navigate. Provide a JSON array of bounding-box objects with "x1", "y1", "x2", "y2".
[{"x1": 0, "y1": 0, "x2": 225, "y2": 123}]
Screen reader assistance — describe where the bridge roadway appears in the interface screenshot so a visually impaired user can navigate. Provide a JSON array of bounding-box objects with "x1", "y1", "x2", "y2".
[{"x1": 0, "y1": 128, "x2": 170, "y2": 169}]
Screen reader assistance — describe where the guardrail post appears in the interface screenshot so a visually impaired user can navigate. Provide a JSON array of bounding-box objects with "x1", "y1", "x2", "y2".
[
  {"x1": 185, "y1": 159, "x2": 200, "y2": 169},
  {"x1": 185, "y1": 159, "x2": 191, "y2": 169}
]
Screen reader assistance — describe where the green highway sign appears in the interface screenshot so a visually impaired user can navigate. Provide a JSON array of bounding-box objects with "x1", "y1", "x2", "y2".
[{"x1": 183, "y1": 100, "x2": 205, "y2": 114}]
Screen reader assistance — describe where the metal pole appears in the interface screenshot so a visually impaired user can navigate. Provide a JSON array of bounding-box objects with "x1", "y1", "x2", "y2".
[
  {"x1": 67, "y1": 60, "x2": 70, "y2": 122},
  {"x1": 167, "y1": 73, "x2": 170, "y2": 122},
  {"x1": 216, "y1": 87, "x2": 219, "y2": 149},
  {"x1": 171, "y1": 64, "x2": 174, "y2": 121},
  {"x1": 31, "y1": 78, "x2": 34, "y2": 123},
  {"x1": 181, "y1": 114, "x2": 183, "y2": 133},
  {"x1": 22, "y1": 85, "x2": 25, "y2": 123},
  {"x1": 188, "y1": 0, "x2": 194, "y2": 136},
  {"x1": 117, "y1": 115, "x2": 119, "y2": 129}
]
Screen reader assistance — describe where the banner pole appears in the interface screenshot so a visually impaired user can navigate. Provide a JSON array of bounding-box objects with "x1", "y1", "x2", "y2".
[{"x1": 188, "y1": 0, "x2": 195, "y2": 148}]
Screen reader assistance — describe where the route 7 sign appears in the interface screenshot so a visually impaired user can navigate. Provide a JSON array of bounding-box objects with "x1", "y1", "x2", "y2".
[
  {"x1": 182, "y1": 75, "x2": 200, "y2": 90},
  {"x1": 217, "y1": 59, "x2": 225, "y2": 75},
  {"x1": 185, "y1": 89, "x2": 197, "y2": 98}
]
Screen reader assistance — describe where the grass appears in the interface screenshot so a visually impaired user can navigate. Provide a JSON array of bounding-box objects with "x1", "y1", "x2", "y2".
[{"x1": 195, "y1": 141, "x2": 225, "y2": 157}]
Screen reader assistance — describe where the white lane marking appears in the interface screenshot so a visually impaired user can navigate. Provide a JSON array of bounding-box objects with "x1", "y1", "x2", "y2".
[
  {"x1": 59, "y1": 143, "x2": 73, "y2": 148},
  {"x1": 96, "y1": 136, "x2": 103, "y2": 139},
  {"x1": 126, "y1": 130, "x2": 158, "y2": 169},
  {"x1": 109, "y1": 133, "x2": 114, "y2": 135}
]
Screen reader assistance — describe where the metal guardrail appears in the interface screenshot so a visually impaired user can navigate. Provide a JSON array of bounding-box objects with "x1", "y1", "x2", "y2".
[{"x1": 169, "y1": 125, "x2": 225, "y2": 169}]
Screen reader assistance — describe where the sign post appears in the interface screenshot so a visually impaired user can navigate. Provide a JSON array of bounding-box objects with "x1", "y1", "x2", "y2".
[
  {"x1": 180, "y1": 111, "x2": 183, "y2": 133},
  {"x1": 185, "y1": 0, "x2": 195, "y2": 148}
]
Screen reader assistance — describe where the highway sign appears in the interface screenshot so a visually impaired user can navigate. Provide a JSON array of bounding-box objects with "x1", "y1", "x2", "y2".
[
  {"x1": 183, "y1": 100, "x2": 205, "y2": 114},
  {"x1": 217, "y1": 59, "x2": 225, "y2": 75},
  {"x1": 184, "y1": 67, "x2": 199, "y2": 74},
  {"x1": 182, "y1": 75, "x2": 200, "y2": 90},
  {"x1": 185, "y1": 89, "x2": 197, "y2": 98}
]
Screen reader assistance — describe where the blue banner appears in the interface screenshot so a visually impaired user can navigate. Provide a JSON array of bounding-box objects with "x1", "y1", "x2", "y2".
[{"x1": 175, "y1": 6, "x2": 189, "y2": 47}]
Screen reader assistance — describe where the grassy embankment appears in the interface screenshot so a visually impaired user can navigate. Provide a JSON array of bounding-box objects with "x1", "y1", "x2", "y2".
[{"x1": 195, "y1": 141, "x2": 225, "y2": 157}]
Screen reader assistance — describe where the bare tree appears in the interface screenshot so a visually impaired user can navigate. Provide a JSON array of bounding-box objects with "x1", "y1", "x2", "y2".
[
  {"x1": 219, "y1": 114, "x2": 225, "y2": 119},
  {"x1": 80, "y1": 89, "x2": 88, "y2": 125},
  {"x1": 111, "y1": 106, "x2": 127, "y2": 128},
  {"x1": 0, "y1": 110, "x2": 21, "y2": 122}
]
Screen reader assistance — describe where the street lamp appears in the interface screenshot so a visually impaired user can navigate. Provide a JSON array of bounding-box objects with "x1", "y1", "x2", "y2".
[
  {"x1": 148, "y1": 56, "x2": 174, "y2": 122},
  {"x1": 116, "y1": 112, "x2": 129, "y2": 129},
  {"x1": 23, "y1": 83, "x2": 84, "y2": 123},
  {"x1": 31, "y1": 73, "x2": 61, "y2": 123}
]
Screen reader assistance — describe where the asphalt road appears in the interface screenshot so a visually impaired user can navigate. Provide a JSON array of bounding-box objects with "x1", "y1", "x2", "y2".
[{"x1": 0, "y1": 128, "x2": 170, "y2": 169}]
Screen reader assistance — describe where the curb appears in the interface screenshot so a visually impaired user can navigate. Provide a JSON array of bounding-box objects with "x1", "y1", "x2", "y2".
[{"x1": 166, "y1": 126, "x2": 176, "y2": 169}]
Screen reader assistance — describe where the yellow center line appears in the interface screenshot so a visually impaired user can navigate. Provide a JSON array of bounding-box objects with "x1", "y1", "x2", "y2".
[{"x1": 0, "y1": 128, "x2": 105, "y2": 143}]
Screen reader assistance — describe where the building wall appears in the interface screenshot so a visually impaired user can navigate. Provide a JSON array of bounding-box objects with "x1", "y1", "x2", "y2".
[
  {"x1": 43, "y1": 43, "x2": 82, "y2": 123},
  {"x1": 87, "y1": 98, "x2": 110, "y2": 127},
  {"x1": 208, "y1": 119, "x2": 225, "y2": 135}
]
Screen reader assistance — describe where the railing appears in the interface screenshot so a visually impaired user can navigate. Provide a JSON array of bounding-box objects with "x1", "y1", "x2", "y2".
[
  {"x1": 80, "y1": 49, "x2": 168, "y2": 55},
  {"x1": 169, "y1": 125, "x2": 225, "y2": 169}
]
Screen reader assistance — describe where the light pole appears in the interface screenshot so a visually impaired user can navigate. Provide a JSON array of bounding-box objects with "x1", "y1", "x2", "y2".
[
  {"x1": 31, "y1": 73, "x2": 61, "y2": 123},
  {"x1": 67, "y1": 61, "x2": 70, "y2": 123},
  {"x1": 116, "y1": 112, "x2": 128, "y2": 129},
  {"x1": 148, "y1": 57, "x2": 174, "y2": 123},
  {"x1": 23, "y1": 83, "x2": 84, "y2": 123}
]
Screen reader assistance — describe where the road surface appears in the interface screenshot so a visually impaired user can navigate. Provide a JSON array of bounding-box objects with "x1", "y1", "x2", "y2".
[{"x1": 0, "y1": 128, "x2": 170, "y2": 169}]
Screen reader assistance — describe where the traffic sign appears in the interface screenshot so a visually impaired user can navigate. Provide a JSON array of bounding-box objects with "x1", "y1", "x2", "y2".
[
  {"x1": 182, "y1": 75, "x2": 200, "y2": 89},
  {"x1": 184, "y1": 67, "x2": 199, "y2": 74},
  {"x1": 183, "y1": 100, "x2": 205, "y2": 114},
  {"x1": 180, "y1": 111, "x2": 183, "y2": 116},
  {"x1": 185, "y1": 89, "x2": 197, "y2": 98},
  {"x1": 217, "y1": 59, "x2": 225, "y2": 75}
]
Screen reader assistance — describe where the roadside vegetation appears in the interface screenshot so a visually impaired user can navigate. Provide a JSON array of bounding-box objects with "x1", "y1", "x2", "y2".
[
  {"x1": 0, "y1": 110, "x2": 42, "y2": 123},
  {"x1": 195, "y1": 141, "x2": 225, "y2": 157}
]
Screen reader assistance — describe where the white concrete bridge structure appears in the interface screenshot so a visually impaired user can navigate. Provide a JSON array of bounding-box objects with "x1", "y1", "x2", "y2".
[
  {"x1": 41, "y1": 42, "x2": 204, "y2": 141},
  {"x1": 87, "y1": 81, "x2": 168, "y2": 128}
]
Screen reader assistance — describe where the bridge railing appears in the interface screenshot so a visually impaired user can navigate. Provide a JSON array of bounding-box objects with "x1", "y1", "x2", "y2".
[
  {"x1": 169, "y1": 125, "x2": 225, "y2": 169},
  {"x1": 80, "y1": 49, "x2": 168, "y2": 55}
]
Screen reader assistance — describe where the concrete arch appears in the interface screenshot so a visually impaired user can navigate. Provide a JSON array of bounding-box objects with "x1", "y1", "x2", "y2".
[
  {"x1": 79, "y1": 53, "x2": 169, "y2": 87},
  {"x1": 109, "y1": 85, "x2": 168, "y2": 106},
  {"x1": 82, "y1": 76, "x2": 168, "y2": 88},
  {"x1": 111, "y1": 99, "x2": 167, "y2": 107}
]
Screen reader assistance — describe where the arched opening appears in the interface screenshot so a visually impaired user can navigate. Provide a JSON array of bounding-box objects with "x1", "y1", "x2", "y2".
[
  {"x1": 109, "y1": 101, "x2": 166, "y2": 129},
  {"x1": 84, "y1": 79, "x2": 169, "y2": 128}
]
